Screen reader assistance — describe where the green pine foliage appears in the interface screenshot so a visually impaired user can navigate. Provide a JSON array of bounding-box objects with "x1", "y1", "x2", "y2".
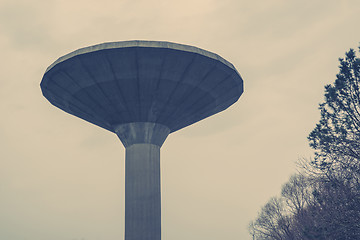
[
  {"x1": 249, "y1": 45, "x2": 360, "y2": 240},
  {"x1": 308, "y1": 47, "x2": 360, "y2": 166}
]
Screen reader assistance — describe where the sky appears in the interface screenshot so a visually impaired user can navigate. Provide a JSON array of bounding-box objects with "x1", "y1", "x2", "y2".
[{"x1": 1, "y1": 0, "x2": 360, "y2": 239}]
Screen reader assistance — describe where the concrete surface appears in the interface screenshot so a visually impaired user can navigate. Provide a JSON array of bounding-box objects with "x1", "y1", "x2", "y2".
[
  {"x1": 114, "y1": 122, "x2": 170, "y2": 148},
  {"x1": 41, "y1": 40, "x2": 243, "y2": 133},
  {"x1": 115, "y1": 122, "x2": 169, "y2": 240},
  {"x1": 125, "y1": 143, "x2": 161, "y2": 240},
  {"x1": 40, "y1": 40, "x2": 244, "y2": 240}
]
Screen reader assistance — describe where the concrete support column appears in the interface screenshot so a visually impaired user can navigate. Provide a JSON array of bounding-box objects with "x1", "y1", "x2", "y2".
[
  {"x1": 113, "y1": 122, "x2": 170, "y2": 240},
  {"x1": 125, "y1": 143, "x2": 161, "y2": 240}
]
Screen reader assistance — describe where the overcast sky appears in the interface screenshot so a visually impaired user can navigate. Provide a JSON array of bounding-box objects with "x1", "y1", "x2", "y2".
[{"x1": 1, "y1": 0, "x2": 360, "y2": 239}]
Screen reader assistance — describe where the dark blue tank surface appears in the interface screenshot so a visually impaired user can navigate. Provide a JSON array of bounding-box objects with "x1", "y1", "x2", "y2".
[{"x1": 41, "y1": 40, "x2": 244, "y2": 133}]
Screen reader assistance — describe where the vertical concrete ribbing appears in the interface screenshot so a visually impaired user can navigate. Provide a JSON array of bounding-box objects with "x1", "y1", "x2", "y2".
[
  {"x1": 113, "y1": 122, "x2": 170, "y2": 240},
  {"x1": 125, "y1": 144, "x2": 161, "y2": 240}
]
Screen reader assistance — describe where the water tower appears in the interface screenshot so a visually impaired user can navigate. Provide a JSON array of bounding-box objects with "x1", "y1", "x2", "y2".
[{"x1": 41, "y1": 40, "x2": 243, "y2": 240}]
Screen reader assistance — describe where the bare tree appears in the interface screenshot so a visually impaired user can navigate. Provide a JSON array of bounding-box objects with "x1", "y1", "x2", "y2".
[{"x1": 249, "y1": 45, "x2": 360, "y2": 240}]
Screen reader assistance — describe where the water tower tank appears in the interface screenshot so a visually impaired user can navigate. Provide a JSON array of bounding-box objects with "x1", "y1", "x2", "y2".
[{"x1": 41, "y1": 40, "x2": 244, "y2": 240}]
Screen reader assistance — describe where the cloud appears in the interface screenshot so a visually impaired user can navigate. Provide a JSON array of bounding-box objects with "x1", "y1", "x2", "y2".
[
  {"x1": 0, "y1": 1, "x2": 55, "y2": 50},
  {"x1": 1, "y1": 0, "x2": 360, "y2": 239}
]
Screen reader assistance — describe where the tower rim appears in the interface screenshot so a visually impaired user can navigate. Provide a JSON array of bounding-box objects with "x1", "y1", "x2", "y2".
[{"x1": 45, "y1": 40, "x2": 238, "y2": 74}]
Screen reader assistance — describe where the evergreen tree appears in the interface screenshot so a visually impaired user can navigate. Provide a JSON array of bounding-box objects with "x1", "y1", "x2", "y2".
[
  {"x1": 249, "y1": 45, "x2": 360, "y2": 239},
  {"x1": 308, "y1": 46, "x2": 360, "y2": 170}
]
